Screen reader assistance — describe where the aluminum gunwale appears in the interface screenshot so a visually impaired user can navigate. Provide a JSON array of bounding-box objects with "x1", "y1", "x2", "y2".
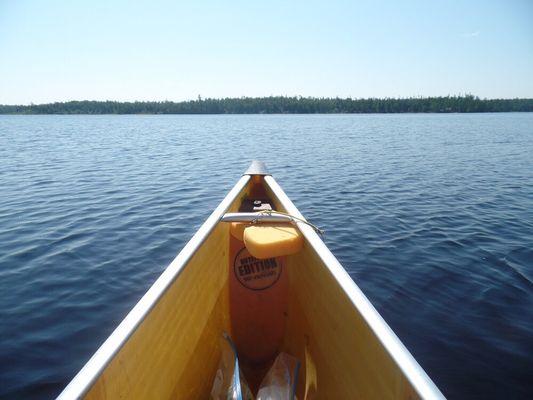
[
  {"x1": 263, "y1": 175, "x2": 445, "y2": 400},
  {"x1": 57, "y1": 174, "x2": 250, "y2": 400}
]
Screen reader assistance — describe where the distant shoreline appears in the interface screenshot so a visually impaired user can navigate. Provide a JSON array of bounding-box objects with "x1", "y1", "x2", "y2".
[{"x1": 1, "y1": 95, "x2": 532, "y2": 114}]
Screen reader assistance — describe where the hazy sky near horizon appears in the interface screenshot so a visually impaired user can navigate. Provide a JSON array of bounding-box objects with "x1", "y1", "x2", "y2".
[{"x1": 1, "y1": 0, "x2": 532, "y2": 104}]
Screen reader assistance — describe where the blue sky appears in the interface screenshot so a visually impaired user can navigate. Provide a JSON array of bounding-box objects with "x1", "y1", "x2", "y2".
[{"x1": 1, "y1": 0, "x2": 532, "y2": 104}]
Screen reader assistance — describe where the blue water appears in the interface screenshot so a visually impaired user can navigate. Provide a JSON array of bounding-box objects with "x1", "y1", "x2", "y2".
[{"x1": 0, "y1": 114, "x2": 532, "y2": 399}]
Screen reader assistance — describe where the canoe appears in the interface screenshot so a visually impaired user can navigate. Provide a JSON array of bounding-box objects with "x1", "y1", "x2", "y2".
[{"x1": 58, "y1": 161, "x2": 444, "y2": 399}]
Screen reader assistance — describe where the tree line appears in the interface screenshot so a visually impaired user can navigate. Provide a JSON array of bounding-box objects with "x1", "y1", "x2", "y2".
[{"x1": 1, "y1": 95, "x2": 532, "y2": 114}]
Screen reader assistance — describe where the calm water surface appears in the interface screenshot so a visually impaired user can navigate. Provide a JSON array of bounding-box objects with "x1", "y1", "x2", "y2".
[{"x1": 0, "y1": 114, "x2": 532, "y2": 399}]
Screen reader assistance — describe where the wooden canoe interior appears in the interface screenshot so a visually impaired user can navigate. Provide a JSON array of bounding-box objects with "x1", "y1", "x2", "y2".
[{"x1": 84, "y1": 177, "x2": 421, "y2": 399}]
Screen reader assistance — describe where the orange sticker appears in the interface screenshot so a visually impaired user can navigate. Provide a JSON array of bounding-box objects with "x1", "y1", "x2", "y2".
[{"x1": 233, "y1": 247, "x2": 282, "y2": 290}]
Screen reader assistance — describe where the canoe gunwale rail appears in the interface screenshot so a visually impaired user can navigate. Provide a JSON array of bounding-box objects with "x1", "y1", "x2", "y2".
[
  {"x1": 57, "y1": 174, "x2": 251, "y2": 400},
  {"x1": 263, "y1": 175, "x2": 445, "y2": 400}
]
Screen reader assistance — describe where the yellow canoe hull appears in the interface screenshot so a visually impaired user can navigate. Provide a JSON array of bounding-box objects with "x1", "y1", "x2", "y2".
[{"x1": 58, "y1": 162, "x2": 444, "y2": 400}]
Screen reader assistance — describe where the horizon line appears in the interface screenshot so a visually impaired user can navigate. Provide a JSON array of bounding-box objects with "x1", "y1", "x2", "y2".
[{"x1": 2, "y1": 94, "x2": 533, "y2": 107}]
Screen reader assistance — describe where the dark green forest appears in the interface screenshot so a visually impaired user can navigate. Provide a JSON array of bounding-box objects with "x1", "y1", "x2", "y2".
[{"x1": 1, "y1": 95, "x2": 532, "y2": 114}]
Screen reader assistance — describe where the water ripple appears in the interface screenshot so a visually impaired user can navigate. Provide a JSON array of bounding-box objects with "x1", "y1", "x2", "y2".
[{"x1": 0, "y1": 114, "x2": 532, "y2": 399}]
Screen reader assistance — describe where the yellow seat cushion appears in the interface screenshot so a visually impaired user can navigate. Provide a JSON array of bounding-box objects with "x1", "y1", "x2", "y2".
[{"x1": 243, "y1": 224, "x2": 303, "y2": 259}]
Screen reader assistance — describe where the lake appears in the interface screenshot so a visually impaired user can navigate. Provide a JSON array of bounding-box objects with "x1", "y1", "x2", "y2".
[{"x1": 0, "y1": 114, "x2": 532, "y2": 399}]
